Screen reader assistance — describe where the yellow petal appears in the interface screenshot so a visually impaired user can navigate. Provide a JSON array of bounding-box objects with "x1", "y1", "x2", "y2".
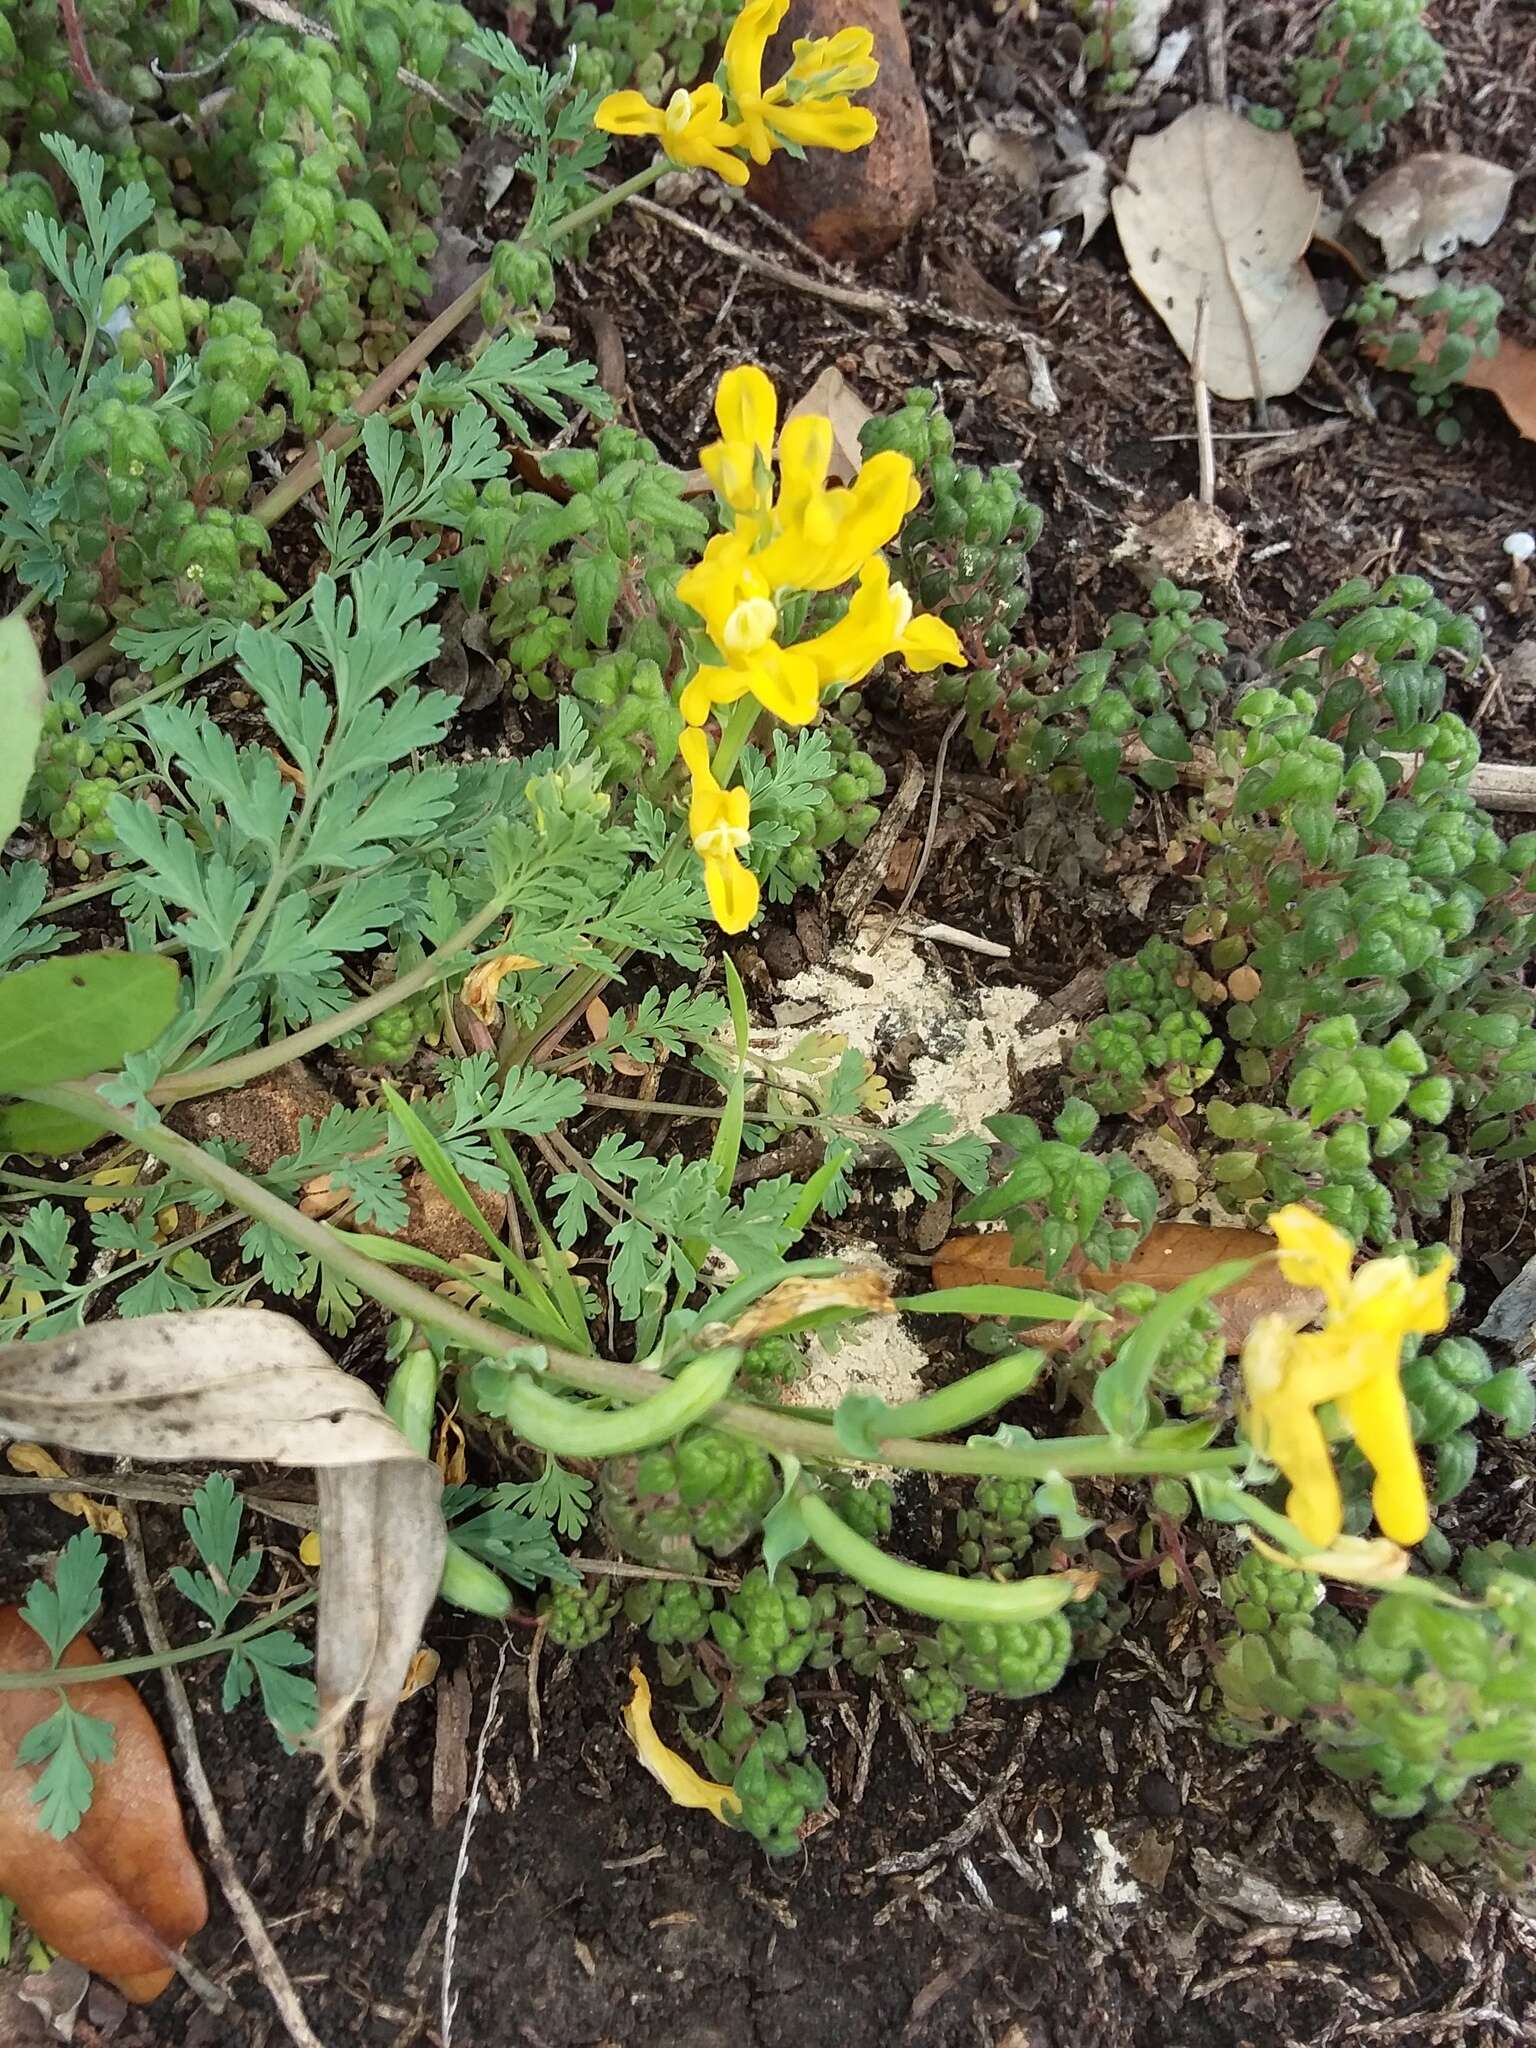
[
  {"x1": 1268, "y1": 1204, "x2": 1354, "y2": 1313},
  {"x1": 300, "y1": 1529, "x2": 322, "y2": 1567},
  {"x1": 1338, "y1": 1369, "x2": 1430, "y2": 1546},
  {"x1": 622, "y1": 1665, "x2": 741, "y2": 1823},
  {"x1": 897, "y1": 613, "x2": 966, "y2": 672},
  {"x1": 765, "y1": 100, "x2": 879, "y2": 154},
  {"x1": 594, "y1": 91, "x2": 665, "y2": 137},
  {"x1": 713, "y1": 364, "x2": 778, "y2": 459},
  {"x1": 704, "y1": 847, "x2": 761, "y2": 933}
]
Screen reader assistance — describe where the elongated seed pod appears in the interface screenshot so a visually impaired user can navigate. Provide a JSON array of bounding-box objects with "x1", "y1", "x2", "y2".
[
  {"x1": 798, "y1": 1490, "x2": 1081, "y2": 1624},
  {"x1": 472, "y1": 1346, "x2": 742, "y2": 1458},
  {"x1": 384, "y1": 1346, "x2": 440, "y2": 1459},
  {"x1": 438, "y1": 1540, "x2": 513, "y2": 1618}
]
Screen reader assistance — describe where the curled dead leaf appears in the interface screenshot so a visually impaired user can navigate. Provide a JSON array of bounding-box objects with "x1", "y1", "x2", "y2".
[
  {"x1": 1112, "y1": 107, "x2": 1330, "y2": 400},
  {"x1": 0, "y1": 1310, "x2": 445, "y2": 1816},
  {"x1": 1349, "y1": 153, "x2": 1515, "y2": 270},
  {"x1": 0, "y1": 1610, "x2": 207, "y2": 2001},
  {"x1": 729, "y1": 1269, "x2": 894, "y2": 1343},
  {"x1": 931, "y1": 1222, "x2": 1322, "y2": 1353}
]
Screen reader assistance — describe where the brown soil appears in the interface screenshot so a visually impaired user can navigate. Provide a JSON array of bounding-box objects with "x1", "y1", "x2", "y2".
[{"x1": 9, "y1": 2, "x2": 1536, "y2": 2044}]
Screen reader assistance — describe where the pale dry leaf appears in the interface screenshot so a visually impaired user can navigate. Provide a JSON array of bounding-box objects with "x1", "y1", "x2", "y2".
[
  {"x1": 1112, "y1": 107, "x2": 1330, "y2": 400},
  {"x1": 1350, "y1": 153, "x2": 1515, "y2": 270},
  {"x1": 1049, "y1": 118, "x2": 1111, "y2": 247},
  {"x1": 786, "y1": 366, "x2": 871, "y2": 485},
  {"x1": 728, "y1": 1268, "x2": 893, "y2": 1342},
  {"x1": 967, "y1": 126, "x2": 1041, "y2": 193},
  {"x1": 0, "y1": 1310, "x2": 445, "y2": 1813},
  {"x1": 931, "y1": 1222, "x2": 1323, "y2": 1353}
]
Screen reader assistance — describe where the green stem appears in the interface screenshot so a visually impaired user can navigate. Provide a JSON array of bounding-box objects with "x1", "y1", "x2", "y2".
[
  {"x1": 19, "y1": 1080, "x2": 1248, "y2": 1489},
  {"x1": 706, "y1": 694, "x2": 762, "y2": 789},
  {"x1": 148, "y1": 893, "x2": 509, "y2": 1105},
  {"x1": 0, "y1": 1591, "x2": 315, "y2": 1692}
]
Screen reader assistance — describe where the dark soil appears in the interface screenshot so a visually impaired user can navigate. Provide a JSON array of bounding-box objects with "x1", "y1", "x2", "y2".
[{"x1": 9, "y1": 2, "x2": 1536, "y2": 2045}]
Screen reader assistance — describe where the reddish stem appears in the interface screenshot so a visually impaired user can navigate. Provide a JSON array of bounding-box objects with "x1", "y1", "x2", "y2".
[{"x1": 58, "y1": 0, "x2": 101, "y2": 93}]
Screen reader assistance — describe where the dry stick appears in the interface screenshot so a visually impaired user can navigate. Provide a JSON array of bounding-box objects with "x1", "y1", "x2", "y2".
[
  {"x1": 1203, "y1": 0, "x2": 1229, "y2": 105},
  {"x1": 872, "y1": 707, "x2": 966, "y2": 956},
  {"x1": 440, "y1": 1640, "x2": 507, "y2": 2048},
  {"x1": 0, "y1": 1472, "x2": 314, "y2": 1526},
  {"x1": 1191, "y1": 287, "x2": 1216, "y2": 507},
  {"x1": 627, "y1": 193, "x2": 1054, "y2": 352},
  {"x1": 120, "y1": 1504, "x2": 329, "y2": 2048}
]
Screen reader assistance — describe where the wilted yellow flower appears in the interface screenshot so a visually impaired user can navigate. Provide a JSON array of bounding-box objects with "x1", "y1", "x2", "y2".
[
  {"x1": 84, "y1": 1160, "x2": 142, "y2": 1211},
  {"x1": 679, "y1": 727, "x2": 760, "y2": 934},
  {"x1": 1249, "y1": 1532, "x2": 1411, "y2": 1588},
  {"x1": 594, "y1": 83, "x2": 749, "y2": 185},
  {"x1": 1240, "y1": 1205, "x2": 1452, "y2": 1549},
  {"x1": 462, "y1": 951, "x2": 541, "y2": 1024},
  {"x1": 621, "y1": 1664, "x2": 741, "y2": 1824},
  {"x1": 726, "y1": 0, "x2": 879, "y2": 165}
]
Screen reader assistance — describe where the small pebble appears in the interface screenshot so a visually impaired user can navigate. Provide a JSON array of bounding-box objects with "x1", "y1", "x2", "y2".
[
  {"x1": 981, "y1": 62, "x2": 1018, "y2": 102},
  {"x1": 1138, "y1": 1769, "x2": 1180, "y2": 1819}
]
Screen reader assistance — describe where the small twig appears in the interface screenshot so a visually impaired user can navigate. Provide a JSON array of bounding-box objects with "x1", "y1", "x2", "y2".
[
  {"x1": 525, "y1": 1617, "x2": 546, "y2": 1763},
  {"x1": 1192, "y1": 286, "x2": 1216, "y2": 507},
  {"x1": 899, "y1": 920, "x2": 1011, "y2": 960},
  {"x1": 58, "y1": 0, "x2": 100, "y2": 91},
  {"x1": 1203, "y1": 0, "x2": 1229, "y2": 104},
  {"x1": 0, "y1": 1472, "x2": 315, "y2": 1527},
  {"x1": 440, "y1": 1641, "x2": 507, "y2": 2048},
  {"x1": 629, "y1": 194, "x2": 1052, "y2": 349},
  {"x1": 874, "y1": 708, "x2": 966, "y2": 953},
  {"x1": 121, "y1": 1505, "x2": 326, "y2": 2048}
]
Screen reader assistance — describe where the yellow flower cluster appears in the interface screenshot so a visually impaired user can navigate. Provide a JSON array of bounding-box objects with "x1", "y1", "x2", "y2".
[
  {"x1": 676, "y1": 365, "x2": 963, "y2": 930},
  {"x1": 1241, "y1": 1206, "x2": 1452, "y2": 1549},
  {"x1": 595, "y1": 0, "x2": 879, "y2": 189}
]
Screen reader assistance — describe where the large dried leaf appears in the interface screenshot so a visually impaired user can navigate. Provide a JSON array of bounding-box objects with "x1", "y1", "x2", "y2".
[
  {"x1": 1350, "y1": 153, "x2": 1515, "y2": 271},
  {"x1": 931, "y1": 1222, "x2": 1322, "y2": 1352},
  {"x1": 1112, "y1": 107, "x2": 1330, "y2": 400},
  {"x1": 0, "y1": 1610, "x2": 207, "y2": 2001},
  {"x1": 0, "y1": 1310, "x2": 445, "y2": 1808}
]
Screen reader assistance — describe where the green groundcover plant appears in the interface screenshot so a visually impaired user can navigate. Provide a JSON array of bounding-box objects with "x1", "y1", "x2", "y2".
[{"x1": 0, "y1": 0, "x2": 1533, "y2": 1918}]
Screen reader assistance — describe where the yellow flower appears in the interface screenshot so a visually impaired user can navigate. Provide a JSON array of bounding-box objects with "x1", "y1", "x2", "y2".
[
  {"x1": 1240, "y1": 1205, "x2": 1452, "y2": 1548},
  {"x1": 594, "y1": 83, "x2": 749, "y2": 185},
  {"x1": 725, "y1": 0, "x2": 879, "y2": 166},
  {"x1": 679, "y1": 726, "x2": 760, "y2": 934},
  {"x1": 676, "y1": 534, "x2": 820, "y2": 727},
  {"x1": 699, "y1": 364, "x2": 779, "y2": 520},
  {"x1": 798, "y1": 554, "x2": 964, "y2": 687},
  {"x1": 622, "y1": 1664, "x2": 741, "y2": 1824},
  {"x1": 757, "y1": 448, "x2": 918, "y2": 593}
]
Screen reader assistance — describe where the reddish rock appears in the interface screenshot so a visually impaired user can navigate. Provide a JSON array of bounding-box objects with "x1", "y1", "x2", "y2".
[
  {"x1": 173, "y1": 1060, "x2": 335, "y2": 1173},
  {"x1": 750, "y1": 0, "x2": 935, "y2": 262},
  {"x1": 393, "y1": 1167, "x2": 507, "y2": 1272}
]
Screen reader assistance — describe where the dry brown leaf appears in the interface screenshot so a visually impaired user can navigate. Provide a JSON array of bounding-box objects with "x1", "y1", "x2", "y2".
[
  {"x1": 5, "y1": 1445, "x2": 126, "y2": 1541},
  {"x1": 0, "y1": 1609, "x2": 207, "y2": 2001},
  {"x1": 931, "y1": 1222, "x2": 1322, "y2": 1353},
  {"x1": 1463, "y1": 333, "x2": 1536, "y2": 441},
  {"x1": 1349, "y1": 153, "x2": 1515, "y2": 270},
  {"x1": 786, "y1": 366, "x2": 871, "y2": 485},
  {"x1": 1112, "y1": 107, "x2": 1330, "y2": 400},
  {"x1": 0, "y1": 1310, "x2": 445, "y2": 1813}
]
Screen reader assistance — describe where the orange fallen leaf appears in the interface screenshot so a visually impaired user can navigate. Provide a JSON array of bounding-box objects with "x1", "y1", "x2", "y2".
[
  {"x1": 931, "y1": 1222, "x2": 1322, "y2": 1353},
  {"x1": 0, "y1": 1609, "x2": 207, "y2": 2001},
  {"x1": 1463, "y1": 335, "x2": 1536, "y2": 441}
]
